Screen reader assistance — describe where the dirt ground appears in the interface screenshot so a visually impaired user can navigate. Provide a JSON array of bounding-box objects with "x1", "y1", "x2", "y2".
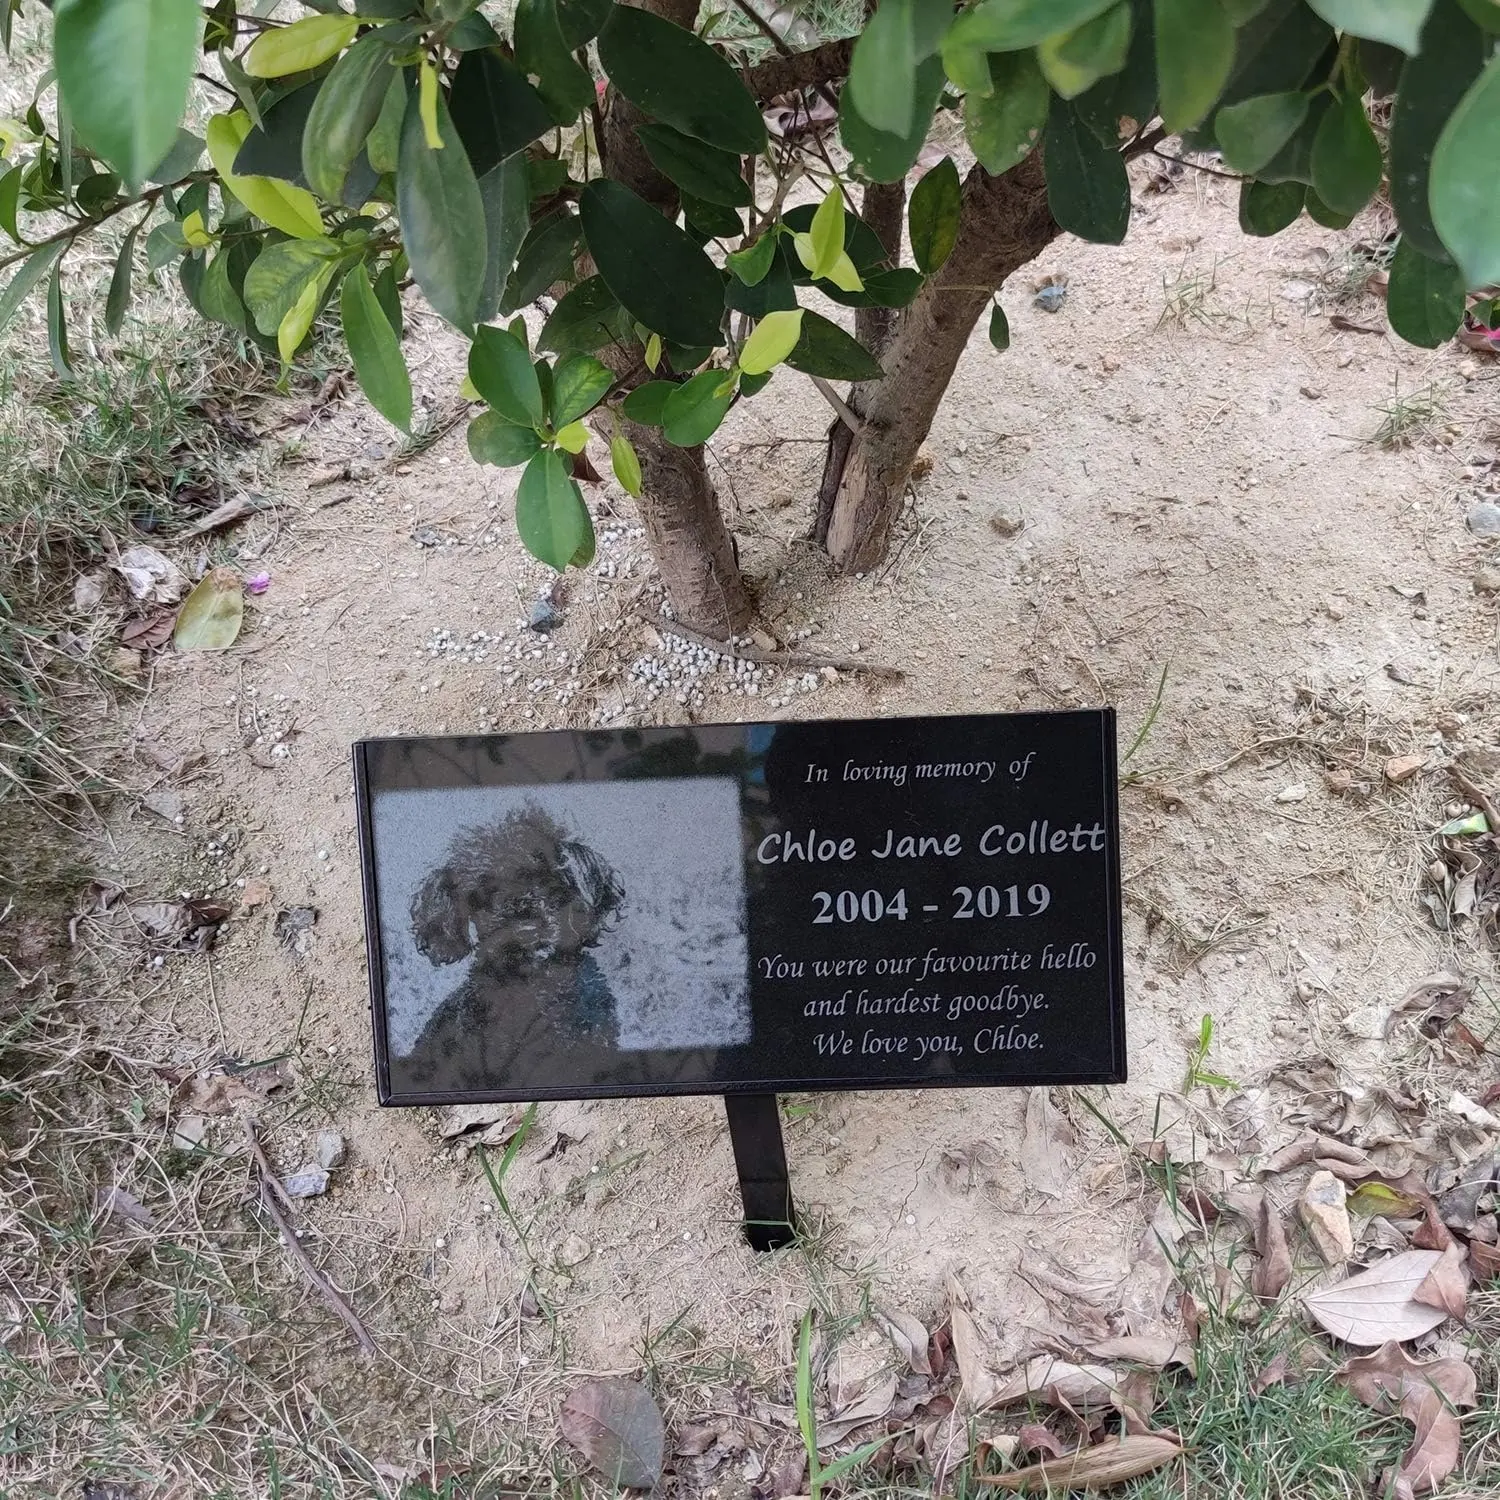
[{"x1": 48, "y1": 152, "x2": 1500, "y2": 1490}]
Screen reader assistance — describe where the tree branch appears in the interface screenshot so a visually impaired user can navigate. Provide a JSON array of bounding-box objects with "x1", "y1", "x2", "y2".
[{"x1": 744, "y1": 37, "x2": 854, "y2": 102}]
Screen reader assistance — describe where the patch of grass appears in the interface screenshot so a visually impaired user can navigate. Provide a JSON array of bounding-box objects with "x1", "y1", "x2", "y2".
[
  {"x1": 1115, "y1": 1316, "x2": 1405, "y2": 1500},
  {"x1": 1158, "y1": 260, "x2": 1225, "y2": 331},
  {"x1": 1318, "y1": 239, "x2": 1395, "y2": 306},
  {"x1": 1367, "y1": 379, "x2": 1453, "y2": 450}
]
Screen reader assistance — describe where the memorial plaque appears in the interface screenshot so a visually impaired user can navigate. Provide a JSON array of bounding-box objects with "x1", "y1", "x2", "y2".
[{"x1": 354, "y1": 710, "x2": 1126, "y2": 1105}]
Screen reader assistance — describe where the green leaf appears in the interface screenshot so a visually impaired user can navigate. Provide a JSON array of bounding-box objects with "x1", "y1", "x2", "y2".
[
  {"x1": 477, "y1": 152, "x2": 531, "y2": 324},
  {"x1": 1307, "y1": 0, "x2": 1434, "y2": 53},
  {"x1": 1075, "y1": 0, "x2": 1158, "y2": 140},
  {"x1": 173, "y1": 568, "x2": 244, "y2": 651},
  {"x1": 1304, "y1": 186, "x2": 1354, "y2": 226},
  {"x1": 277, "y1": 270, "x2": 328, "y2": 363},
  {"x1": 635, "y1": 124, "x2": 752, "y2": 207},
  {"x1": 727, "y1": 232, "x2": 779, "y2": 286},
  {"x1": 1214, "y1": 0, "x2": 1334, "y2": 113},
  {"x1": 1045, "y1": 93, "x2": 1131, "y2": 245},
  {"x1": 449, "y1": 47, "x2": 554, "y2": 178},
  {"x1": 1430, "y1": 50, "x2": 1500, "y2": 286},
  {"x1": 499, "y1": 209, "x2": 581, "y2": 314},
  {"x1": 552, "y1": 354, "x2": 613, "y2": 425},
  {"x1": 1155, "y1": 0, "x2": 1236, "y2": 132},
  {"x1": 739, "y1": 308, "x2": 804, "y2": 375},
  {"x1": 555, "y1": 419, "x2": 589, "y2": 453},
  {"x1": 945, "y1": 0, "x2": 1119, "y2": 53},
  {"x1": 468, "y1": 410, "x2": 542, "y2": 466},
  {"x1": 1238, "y1": 175, "x2": 1306, "y2": 233},
  {"x1": 1390, "y1": 0, "x2": 1484, "y2": 262},
  {"x1": 470, "y1": 325, "x2": 544, "y2": 426},
  {"x1": 367, "y1": 71, "x2": 406, "y2": 175},
  {"x1": 516, "y1": 0, "x2": 602, "y2": 120},
  {"x1": 908, "y1": 156, "x2": 961, "y2": 274},
  {"x1": 847, "y1": 0, "x2": 950, "y2": 138},
  {"x1": 372, "y1": 262, "x2": 404, "y2": 337},
  {"x1": 598, "y1": 5, "x2": 765, "y2": 154},
  {"x1": 645, "y1": 332, "x2": 663, "y2": 370},
  {"x1": 681, "y1": 193, "x2": 743, "y2": 241},
  {"x1": 0, "y1": 239, "x2": 65, "y2": 335},
  {"x1": 200, "y1": 248, "x2": 247, "y2": 332},
  {"x1": 53, "y1": 0, "x2": 201, "y2": 190},
  {"x1": 1386, "y1": 235, "x2": 1464, "y2": 346},
  {"x1": 1039, "y1": 2, "x2": 1134, "y2": 99},
  {"x1": 342, "y1": 263, "x2": 412, "y2": 432},
  {"x1": 243, "y1": 238, "x2": 338, "y2": 336},
  {"x1": 610, "y1": 431, "x2": 643, "y2": 496},
  {"x1": 47, "y1": 260, "x2": 72, "y2": 380},
  {"x1": 147, "y1": 127, "x2": 204, "y2": 184},
  {"x1": 303, "y1": 24, "x2": 414, "y2": 202},
  {"x1": 964, "y1": 49, "x2": 1050, "y2": 173},
  {"x1": 1215, "y1": 90, "x2": 1309, "y2": 171},
  {"x1": 558, "y1": 0, "x2": 613, "y2": 47},
  {"x1": 840, "y1": 53, "x2": 944, "y2": 182},
  {"x1": 207, "y1": 111, "x2": 325, "y2": 239},
  {"x1": 1310, "y1": 85, "x2": 1384, "y2": 217},
  {"x1": 516, "y1": 448, "x2": 588, "y2": 569},
  {"x1": 807, "y1": 186, "x2": 846, "y2": 280},
  {"x1": 0, "y1": 164, "x2": 18, "y2": 242},
  {"x1": 1256, "y1": 90, "x2": 1331, "y2": 183},
  {"x1": 539, "y1": 276, "x2": 621, "y2": 353},
  {"x1": 398, "y1": 84, "x2": 487, "y2": 332},
  {"x1": 244, "y1": 13, "x2": 357, "y2": 78},
  {"x1": 621, "y1": 381, "x2": 674, "y2": 425},
  {"x1": 579, "y1": 180, "x2": 726, "y2": 349},
  {"x1": 989, "y1": 300, "x2": 1011, "y2": 350},
  {"x1": 784, "y1": 310, "x2": 883, "y2": 381},
  {"x1": 104, "y1": 220, "x2": 142, "y2": 336},
  {"x1": 1457, "y1": 0, "x2": 1500, "y2": 25},
  {"x1": 662, "y1": 369, "x2": 735, "y2": 446}
]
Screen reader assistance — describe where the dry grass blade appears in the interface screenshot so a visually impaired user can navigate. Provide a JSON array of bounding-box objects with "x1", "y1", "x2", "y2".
[{"x1": 975, "y1": 1433, "x2": 1184, "y2": 1491}]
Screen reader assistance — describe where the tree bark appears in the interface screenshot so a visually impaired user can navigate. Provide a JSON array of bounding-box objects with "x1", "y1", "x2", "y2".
[
  {"x1": 824, "y1": 153, "x2": 1059, "y2": 575},
  {"x1": 594, "y1": 0, "x2": 752, "y2": 636},
  {"x1": 855, "y1": 178, "x2": 906, "y2": 357}
]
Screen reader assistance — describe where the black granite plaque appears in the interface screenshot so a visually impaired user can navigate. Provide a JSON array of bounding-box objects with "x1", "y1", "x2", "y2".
[{"x1": 354, "y1": 710, "x2": 1125, "y2": 1104}]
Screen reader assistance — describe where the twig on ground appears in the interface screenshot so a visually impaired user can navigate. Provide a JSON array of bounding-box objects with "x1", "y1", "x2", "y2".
[
  {"x1": 243, "y1": 1120, "x2": 378, "y2": 1357},
  {"x1": 636, "y1": 610, "x2": 903, "y2": 680},
  {"x1": 1450, "y1": 766, "x2": 1500, "y2": 833}
]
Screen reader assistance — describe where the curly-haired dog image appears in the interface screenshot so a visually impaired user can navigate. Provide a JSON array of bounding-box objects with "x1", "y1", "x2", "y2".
[
  {"x1": 370, "y1": 778, "x2": 752, "y2": 1097},
  {"x1": 398, "y1": 808, "x2": 626, "y2": 1092}
]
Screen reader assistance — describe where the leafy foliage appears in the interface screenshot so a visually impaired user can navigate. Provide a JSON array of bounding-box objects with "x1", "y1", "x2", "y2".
[{"x1": 5, "y1": 0, "x2": 1497, "y2": 575}]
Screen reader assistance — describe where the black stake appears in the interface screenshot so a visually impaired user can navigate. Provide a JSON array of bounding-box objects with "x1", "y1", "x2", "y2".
[{"x1": 723, "y1": 1093, "x2": 796, "y2": 1251}]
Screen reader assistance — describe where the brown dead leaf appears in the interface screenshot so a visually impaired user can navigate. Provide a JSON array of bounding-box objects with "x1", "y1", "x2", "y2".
[
  {"x1": 674, "y1": 1424, "x2": 718, "y2": 1457},
  {"x1": 558, "y1": 1378, "x2": 664, "y2": 1490},
  {"x1": 1469, "y1": 1239, "x2": 1500, "y2": 1282},
  {"x1": 95, "y1": 1185, "x2": 153, "y2": 1228},
  {"x1": 240, "y1": 878, "x2": 273, "y2": 911},
  {"x1": 1337, "y1": 1342, "x2": 1477, "y2": 1496},
  {"x1": 819, "y1": 1373, "x2": 897, "y2": 1448},
  {"x1": 875, "y1": 1307, "x2": 933, "y2": 1376},
  {"x1": 1241, "y1": 1187, "x2": 1293, "y2": 1300},
  {"x1": 175, "y1": 494, "x2": 264, "y2": 541},
  {"x1": 992, "y1": 1357, "x2": 1119, "y2": 1412},
  {"x1": 1411, "y1": 1241, "x2": 1470, "y2": 1321},
  {"x1": 1302, "y1": 1250, "x2": 1449, "y2": 1345},
  {"x1": 1016, "y1": 1423, "x2": 1068, "y2": 1459},
  {"x1": 177, "y1": 1060, "x2": 285, "y2": 1116},
  {"x1": 120, "y1": 610, "x2": 177, "y2": 650},
  {"x1": 975, "y1": 1433, "x2": 1183, "y2": 1491},
  {"x1": 947, "y1": 1274, "x2": 998, "y2": 1409},
  {"x1": 1084, "y1": 1337, "x2": 1195, "y2": 1375},
  {"x1": 1251, "y1": 1351, "x2": 1295, "y2": 1396},
  {"x1": 1020, "y1": 1088, "x2": 1076, "y2": 1199}
]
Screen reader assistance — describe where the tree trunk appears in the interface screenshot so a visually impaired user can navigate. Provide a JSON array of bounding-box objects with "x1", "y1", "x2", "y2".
[
  {"x1": 824, "y1": 153, "x2": 1058, "y2": 575},
  {"x1": 855, "y1": 178, "x2": 906, "y2": 357},
  {"x1": 596, "y1": 0, "x2": 752, "y2": 636}
]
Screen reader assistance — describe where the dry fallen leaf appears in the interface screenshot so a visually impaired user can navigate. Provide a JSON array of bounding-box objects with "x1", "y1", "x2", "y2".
[
  {"x1": 674, "y1": 1424, "x2": 718, "y2": 1457},
  {"x1": 1084, "y1": 1337, "x2": 1196, "y2": 1376},
  {"x1": 174, "y1": 567, "x2": 244, "y2": 651},
  {"x1": 1411, "y1": 1241, "x2": 1470, "y2": 1321},
  {"x1": 114, "y1": 545, "x2": 187, "y2": 604},
  {"x1": 948, "y1": 1274, "x2": 998, "y2": 1409},
  {"x1": 1230, "y1": 1186, "x2": 1292, "y2": 1301},
  {"x1": 1337, "y1": 1342, "x2": 1478, "y2": 1496},
  {"x1": 1016, "y1": 1423, "x2": 1068, "y2": 1459},
  {"x1": 1448, "y1": 1091, "x2": 1500, "y2": 1131},
  {"x1": 818, "y1": 1373, "x2": 897, "y2": 1449},
  {"x1": 875, "y1": 1307, "x2": 933, "y2": 1376},
  {"x1": 991, "y1": 1357, "x2": 1119, "y2": 1412},
  {"x1": 1302, "y1": 1251, "x2": 1448, "y2": 1346},
  {"x1": 975, "y1": 1433, "x2": 1183, "y2": 1492},
  {"x1": 1469, "y1": 1239, "x2": 1500, "y2": 1282},
  {"x1": 96, "y1": 1185, "x2": 153, "y2": 1228},
  {"x1": 177, "y1": 1061, "x2": 286, "y2": 1116},
  {"x1": 559, "y1": 1378, "x2": 664, "y2": 1490}
]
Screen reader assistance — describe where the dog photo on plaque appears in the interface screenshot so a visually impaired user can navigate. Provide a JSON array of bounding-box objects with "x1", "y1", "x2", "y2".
[{"x1": 355, "y1": 712, "x2": 1126, "y2": 1105}]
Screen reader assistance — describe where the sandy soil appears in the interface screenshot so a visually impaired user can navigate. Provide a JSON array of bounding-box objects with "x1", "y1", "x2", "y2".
[{"x1": 91, "y1": 156, "x2": 1500, "y2": 1480}]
